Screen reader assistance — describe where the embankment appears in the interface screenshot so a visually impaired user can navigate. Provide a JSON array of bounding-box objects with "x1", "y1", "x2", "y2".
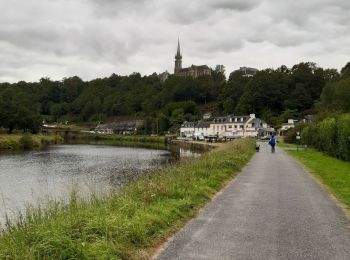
[
  {"x1": 0, "y1": 138, "x2": 255, "y2": 259},
  {"x1": 65, "y1": 132, "x2": 166, "y2": 146},
  {"x1": 0, "y1": 134, "x2": 63, "y2": 151}
]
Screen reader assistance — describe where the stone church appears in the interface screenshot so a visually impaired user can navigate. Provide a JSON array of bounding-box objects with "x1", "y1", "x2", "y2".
[{"x1": 174, "y1": 39, "x2": 211, "y2": 78}]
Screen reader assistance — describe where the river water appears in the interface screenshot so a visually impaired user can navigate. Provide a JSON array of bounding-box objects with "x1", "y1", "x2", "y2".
[{"x1": 0, "y1": 144, "x2": 200, "y2": 225}]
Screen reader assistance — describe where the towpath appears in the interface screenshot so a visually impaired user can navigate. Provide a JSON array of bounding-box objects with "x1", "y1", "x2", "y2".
[{"x1": 155, "y1": 143, "x2": 350, "y2": 259}]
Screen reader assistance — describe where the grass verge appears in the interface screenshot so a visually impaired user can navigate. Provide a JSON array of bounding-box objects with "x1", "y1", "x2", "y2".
[
  {"x1": 287, "y1": 148, "x2": 350, "y2": 212},
  {"x1": 0, "y1": 138, "x2": 255, "y2": 259},
  {"x1": 0, "y1": 134, "x2": 64, "y2": 151}
]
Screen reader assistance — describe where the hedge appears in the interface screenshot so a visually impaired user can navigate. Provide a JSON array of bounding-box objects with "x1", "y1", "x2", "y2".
[{"x1": 301, "y1": 113, "x2": 350, "y2": 162}]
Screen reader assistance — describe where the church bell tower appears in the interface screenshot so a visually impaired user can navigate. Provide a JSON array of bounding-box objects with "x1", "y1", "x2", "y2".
[{"x1": 174, "y1": 38, "x2": 182, "y2": 74}]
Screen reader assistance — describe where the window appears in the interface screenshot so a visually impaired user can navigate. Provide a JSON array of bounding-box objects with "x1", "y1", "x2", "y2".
[
  {"x1": 234, "y1": 125, "x2": 237, "y2": 129},
  {"x1": 241, "y1": 117, "x2": 243, "y2": 122},
  {"x1": 228, "y1": 125, "x2": 232, "y2": 129},
  {"x1": 240, "y1": 125, "x2": 244, "y2": 129}
]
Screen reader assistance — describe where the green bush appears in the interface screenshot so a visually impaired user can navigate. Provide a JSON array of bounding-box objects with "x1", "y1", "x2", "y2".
[
  {"x1": 283, "y1": 128, "x2": 297, "y2": 144},
  {"x1": 19, "y1": 134, "x2": 34, "y2": 150},
  {"x1": 336, "y1": 114, "x2": 350, "y2": 161},
  {"x1": 301, "y1": 113, "x2": 350, "y2": 162},
  {"x1": 319, "y1": 118, "x2": 337, "y2": 156},
  {"x1": 284, "y1": 122, "x2": 307, "y2": 144}
]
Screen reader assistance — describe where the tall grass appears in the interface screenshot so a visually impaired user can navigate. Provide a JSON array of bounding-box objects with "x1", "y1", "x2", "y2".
[
  {"x1": 0, "y1": 134, "x2": 63, "y2": 151},
  {"x1": 66, "y1": 132, "x2": 166, "y2": 145},
  {"x1": 0, "y1": 139, "x2": 255, "y2": 259}
]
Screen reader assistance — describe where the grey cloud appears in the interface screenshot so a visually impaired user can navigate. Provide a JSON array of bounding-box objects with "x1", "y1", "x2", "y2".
[
  {"x1": 0, "y1": 0, "x2": 350, "y2": 82},
  {"x1": 211, "y1": 0, "x2": 260, "y2": 11},
  {"x1": 165, "y1": 0, "x2": 260, "y2": 25}
]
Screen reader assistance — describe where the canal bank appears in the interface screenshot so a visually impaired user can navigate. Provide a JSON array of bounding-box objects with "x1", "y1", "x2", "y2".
[
  {"x1": 0, "y1": 132, "x2": 167, "y2": 152},
  {"x1": 0, "y1": 134, "x2": 63, "y2": 151},
  {"x1": 0, "y1": 138, "x2": 255, "y2": 259}
]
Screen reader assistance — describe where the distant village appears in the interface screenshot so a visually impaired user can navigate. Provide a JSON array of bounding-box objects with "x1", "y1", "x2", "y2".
[{"x1": 94, "y1": 40, "x2": 310, "y2": 139}]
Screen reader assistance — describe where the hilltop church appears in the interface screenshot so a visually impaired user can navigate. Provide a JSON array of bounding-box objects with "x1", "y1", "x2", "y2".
[{"x1": 174, "y1": 39, "x2": 211, "y2": 78}]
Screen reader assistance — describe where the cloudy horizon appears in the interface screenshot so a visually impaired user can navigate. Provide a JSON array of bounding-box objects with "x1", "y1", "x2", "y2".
[{"x1": 1, "y1": 0, "x2": 349, "y2": 83}]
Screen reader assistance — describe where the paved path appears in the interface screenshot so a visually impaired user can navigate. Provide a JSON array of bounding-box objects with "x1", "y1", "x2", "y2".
[{"x1": 156, "y1": 143, "x2": 350, "y2": 260}]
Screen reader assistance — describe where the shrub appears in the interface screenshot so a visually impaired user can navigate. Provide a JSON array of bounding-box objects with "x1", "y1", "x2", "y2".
[
  {"x1": 19, "y1": 134, "x2": 34, "y2": 150},
  {"x1": 284, "y1": 122, "x2": 307, "y2": 144},
  {"x1": 284, "y1": 128, "x2": 297, "y2": 144},
  {"x1": 319, "y1": 118, "x2": 337, "y2": 156},
  {"x1": 336, "y1": 114, "x2": 350, "y2": 161},
  {"x1": 302, "y1": 113, "x2": 350, "y2": 162}
]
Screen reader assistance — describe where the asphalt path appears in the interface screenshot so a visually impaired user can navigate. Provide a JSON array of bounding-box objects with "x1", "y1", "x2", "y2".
[{"x1": 155, "y1": 143, "x2": 350, "y2": 260}]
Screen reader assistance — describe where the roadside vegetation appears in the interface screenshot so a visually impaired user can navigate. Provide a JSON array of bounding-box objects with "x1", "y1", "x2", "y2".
[
  {"x1": 287, "y1": 148, "x2": 350, "y2": 212},
  {"x1": 0, "y1": 134, "x2": 63, "y2": 151},
  {"x1": 0, "y1": 138, "x2": 255, "y2": 259},
  {"x1": 301, "y1": 113, "x2": 350, "y2": 162}
]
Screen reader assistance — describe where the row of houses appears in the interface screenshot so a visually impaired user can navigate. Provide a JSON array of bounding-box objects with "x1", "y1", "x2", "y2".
[
  {"x1": 180, "y1": 114, "x2": 275, "y2": 139},
  {"x1": 95, "y1": 120, "x2": 143, "y2": 135}
]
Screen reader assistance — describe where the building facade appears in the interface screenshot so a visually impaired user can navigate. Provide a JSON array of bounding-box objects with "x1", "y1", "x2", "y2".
[
  {"x1": 180, "y1": 121, "x2": 196, "y2": 137},
  {"x1": 238, "y1": 67, "x2": 259, "y2": 77},
  {"x1": 180, "y1": 114, "x2": 275, "y2": 139}
]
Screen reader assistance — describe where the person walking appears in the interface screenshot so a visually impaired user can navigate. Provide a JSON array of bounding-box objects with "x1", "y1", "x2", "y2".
[{"x1": 269, "y1": 135, "x2": 276, "y2": 153}]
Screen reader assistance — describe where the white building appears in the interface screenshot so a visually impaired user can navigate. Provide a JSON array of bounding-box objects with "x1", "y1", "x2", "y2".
[
  {"x1": 203, "y1": 112, "x2": 212, "y2": 120},
  {"x1": 193, "y1": 121, "x2": 211, "y2": 139},
  {"x1": 210, "y1": 114, "x2": 259, "y2": 137},
  {"x1": 180, "y1": 121, "x2": 196, "y2": 137},
  {"x1": 281, "y1": 119, "x2": 298, "y2": 131},
  {"x1": 180, "y1": 114, "x2": 274, "y2": 139}
]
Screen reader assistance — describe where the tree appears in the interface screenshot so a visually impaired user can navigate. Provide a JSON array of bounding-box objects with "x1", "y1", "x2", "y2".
[{"x1": 170, "y1": 108, "x2": 185, "y2": 126}]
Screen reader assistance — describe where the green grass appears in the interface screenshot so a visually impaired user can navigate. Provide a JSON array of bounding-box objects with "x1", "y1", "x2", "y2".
[
  {"x1": 0, "y1": 134, "x2": 64, "y2": 151},
  {"x1": 0, "y1": 139, "x2": 255, "y2": 259},
  {"x1": 287, "y1": 148, "x2": 350, "y2": 212},
  {"x1": 66, "y1": 132, "x2": 166, "y2": 146},
  {"x1": 275, "y1": 141, "x2": 297, "y2": 149},
  {"x1": 94, "y1": 134, "x2": 166, "y2": 144}
]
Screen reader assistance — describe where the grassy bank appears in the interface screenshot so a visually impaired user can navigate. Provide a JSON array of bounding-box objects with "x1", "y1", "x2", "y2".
[
  {"x1": 0, "y1": 139, "x2": 255, "y2": 259},
  {"x1": 94, "y1": 134, "x2": 166, "y2": 144},
  {"x1": 0, "y1": 134, "x2": 64, "y2": 151},
  {"x1": 66, "y1": 132, "x2": 166, "y2": 145},
  {"x1": 287, "y1": 148, "x2": 350, "y2": 212}
]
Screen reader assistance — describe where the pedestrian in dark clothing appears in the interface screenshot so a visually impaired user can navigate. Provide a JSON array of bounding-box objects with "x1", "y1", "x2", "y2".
[{"x1": 269, "y1": 135, "x2": 276, "y2": 153}]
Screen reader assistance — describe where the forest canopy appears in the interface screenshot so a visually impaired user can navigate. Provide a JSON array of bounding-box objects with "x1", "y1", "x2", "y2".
[{"x1": 0, "y1": 62, "x2": 349, "y2": 134}]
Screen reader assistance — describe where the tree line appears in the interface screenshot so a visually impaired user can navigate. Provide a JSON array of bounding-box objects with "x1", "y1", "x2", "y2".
[{"x1": 0, "y1": 62, "x2": 349, "y2": 134}]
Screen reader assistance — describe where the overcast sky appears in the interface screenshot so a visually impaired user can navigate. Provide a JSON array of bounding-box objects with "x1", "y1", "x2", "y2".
[{"x1": 0, "y1": 0, "x2": 349, "y2": 83}]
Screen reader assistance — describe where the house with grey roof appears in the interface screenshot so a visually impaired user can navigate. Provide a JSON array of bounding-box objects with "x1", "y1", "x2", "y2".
[
  {"x1": 95, "y1": 120, "x2": 143, "y2": 135},
  {"x1": 180, "y1": 121, "x2": 196, "y2": 137},
  {"x1": 180, "y1": 113, "x2": 275, "y2": 139},
  {"x1": 193, "y1": 121, "x2": 211, "y2": 139}
]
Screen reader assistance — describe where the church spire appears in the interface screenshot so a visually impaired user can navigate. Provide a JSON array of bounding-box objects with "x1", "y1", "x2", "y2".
[
  {"x1": 175, "y1": 37, "x2": 182, "y2": 59},
  {"x1": 174, "y1": 38, "x2": 182, "y2": 74}
]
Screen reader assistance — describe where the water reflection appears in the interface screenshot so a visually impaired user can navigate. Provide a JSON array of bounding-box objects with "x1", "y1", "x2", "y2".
[{"x1": 0, "y1": 143, "x2": 201, "y2": 224}]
